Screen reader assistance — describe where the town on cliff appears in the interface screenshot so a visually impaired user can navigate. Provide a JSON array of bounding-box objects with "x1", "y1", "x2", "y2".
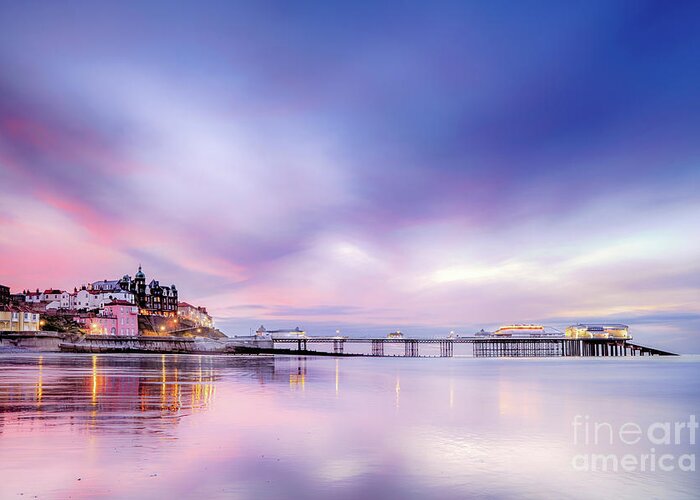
[{"x1": 0, "y1": 266, "x2": 226, "y2": 339}]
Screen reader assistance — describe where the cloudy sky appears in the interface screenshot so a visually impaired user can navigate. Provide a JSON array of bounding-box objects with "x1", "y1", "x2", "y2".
[{"x1": 0, "y1": 1, "x2": 698, "y2": 350}]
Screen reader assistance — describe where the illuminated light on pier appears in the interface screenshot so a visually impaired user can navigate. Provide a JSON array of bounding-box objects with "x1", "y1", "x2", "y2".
[
  {"x1": 565, "y1": 324, "x2": 630, "y2": 339},
  {"x1": 493, "y1": 325, "x2": 545, "y2": 336}
]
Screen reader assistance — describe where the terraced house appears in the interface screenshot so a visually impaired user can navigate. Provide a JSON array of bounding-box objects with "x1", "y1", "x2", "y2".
[{"x1": 0, "y1": 305, "x2": 41, "y2": 332}]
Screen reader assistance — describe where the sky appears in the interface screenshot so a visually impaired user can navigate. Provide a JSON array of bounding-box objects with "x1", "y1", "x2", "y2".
[{"x1": 0, "y1": 1, "x2": 699, "y2": 351}]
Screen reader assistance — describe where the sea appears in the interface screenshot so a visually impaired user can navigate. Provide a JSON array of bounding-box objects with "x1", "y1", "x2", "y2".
[{"x1": 0, "y1": 353, "x2": 698, "y2": 499}]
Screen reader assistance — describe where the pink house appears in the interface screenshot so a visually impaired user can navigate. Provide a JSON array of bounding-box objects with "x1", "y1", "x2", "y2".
[
  {"x1": 75, "y1": 315, "x2": 116, "y2": 335},
  {"x1": 75, "y1": 300, "x2": 138, "y2": 336},
  {"x1": 103, "y1": 300, "x2": 139, "y2": 336}
]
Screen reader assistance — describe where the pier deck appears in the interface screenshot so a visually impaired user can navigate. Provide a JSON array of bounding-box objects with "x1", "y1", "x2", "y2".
[{"x1": 270, "y1": 337, "x2": 677, "y2": 358}]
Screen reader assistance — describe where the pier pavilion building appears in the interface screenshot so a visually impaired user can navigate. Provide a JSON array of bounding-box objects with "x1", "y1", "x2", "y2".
[{"x1": 565, "y1": 324, "x2": 629, "y2": 339}]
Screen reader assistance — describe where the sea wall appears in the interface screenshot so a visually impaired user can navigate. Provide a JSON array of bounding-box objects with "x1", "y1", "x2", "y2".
[
  {"x1": 61, "y1": 335, "x2": 209, "y2": 354},
  {"x1": 60, "y1": 335, "x2": 273, "y2": 354},
  {"x1": 0, "y1": 331, "x2": 67, "y2": 351},
  {"x1": 1, "y1": 332, "x2": 275, "y2": 355}
]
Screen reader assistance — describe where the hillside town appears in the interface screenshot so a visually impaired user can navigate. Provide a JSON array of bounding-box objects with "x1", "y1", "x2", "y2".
[{"x1": 0, "y1": 266, "x2": 215, "y2": 337}]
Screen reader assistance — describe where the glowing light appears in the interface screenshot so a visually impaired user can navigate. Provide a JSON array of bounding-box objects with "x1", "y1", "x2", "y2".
[
  {"x1": 36, "y1": 355, "x2": 43, "y2": 404},
  {"x1": 565, "y1": 324, "x2": 629, "y2": 339},
  {"x1": 161, "y1": 354, "x2": 166, "y2": 406},
  {"x1": 493, "y1": 325, "x2": 544, "y2": 336},
  {"x1": 91, "y1": 355, "x2": 98, "y2": 405}
]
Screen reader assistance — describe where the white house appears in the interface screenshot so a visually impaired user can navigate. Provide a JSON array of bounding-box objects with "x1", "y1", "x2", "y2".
[
  {"x1": 41, "y1": 289, "x2": 65, "y2": 302},
  {"x1": 42, "y1": 290, "x2": 71, "y2": 310},
  {"x1": 74, "y1": 289, "x2": 135, "y2": 311},
  {"x1": 22, "y1": 289, "x2": 70, "y2": 308},
  {"x1": 24, "y1": 291, "x2": 42, "y2": 303}
]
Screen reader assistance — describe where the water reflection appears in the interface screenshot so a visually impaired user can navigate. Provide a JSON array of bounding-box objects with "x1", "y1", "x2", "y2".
[
  {"x1": 0, "y1": 354, "x2": 263, "y2": 435},
  {"x1": 395, "y1": 373, "x2": 401, "y2": 409},
  {"x1": 0, "y1": 354, "x2": 345, "y2": 436},
  {"x1": 448, "y1": 377, "x2": 454, "y2": 410},
  {"x1": 0, "y1": 354, "x2": 697, "y2": 499},
  {"x1": 288, "y1": 356, "x2": 306, "y2": 391},
  {"x1": 335, "y1": 359, "x2": 339, "y2": 398}
]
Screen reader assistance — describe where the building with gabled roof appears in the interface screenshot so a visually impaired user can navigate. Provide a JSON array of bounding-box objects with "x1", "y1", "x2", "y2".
[
  {"x1": 0, "y1": 304, "x2": 41, "y2": 332},
  {"x1": 178, "y1": 302, "x2": 213, "y2": 328}
]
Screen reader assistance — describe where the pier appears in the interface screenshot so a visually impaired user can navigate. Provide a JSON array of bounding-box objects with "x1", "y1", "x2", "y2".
[
  {"x1": 1, "y1": 331, "x2": 678, "y2": 357},
  {"x1": 270, "y1": 336, "x2": 677, "y2": 357}
]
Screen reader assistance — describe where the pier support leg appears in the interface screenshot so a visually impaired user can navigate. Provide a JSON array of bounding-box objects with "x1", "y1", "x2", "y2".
[
  {"x1": 404, "y1": 340, "x2": 418, "y2": 357},
  {"x1": 439, "y1": 340, "x2": 454, "y2": 357},
  {"x1": 371, "y1": 340, "x2": 384, "y2": 356}
]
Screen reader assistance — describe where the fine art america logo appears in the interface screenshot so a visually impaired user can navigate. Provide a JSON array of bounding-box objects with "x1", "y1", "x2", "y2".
[{"x1": 571, "y1": 415, "x2": 697, "y2": 472}]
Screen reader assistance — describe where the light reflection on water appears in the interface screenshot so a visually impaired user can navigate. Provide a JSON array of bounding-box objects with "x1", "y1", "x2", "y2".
[{"x1": 0, "y1": 353, "x2": 698, "y2": 499}]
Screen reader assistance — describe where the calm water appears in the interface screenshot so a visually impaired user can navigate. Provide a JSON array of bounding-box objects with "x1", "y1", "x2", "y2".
[{"x1": 0, "y1": 353, "x2": 698, "y2": 499}]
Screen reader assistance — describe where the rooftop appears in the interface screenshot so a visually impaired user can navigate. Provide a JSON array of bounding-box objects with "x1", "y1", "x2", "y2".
[
  {"x1": 0, "y1": 304, "x2": 40, "y2": 313},
  {"x1": 104, "y1": 300, "x2": 136, "y2": 306}
]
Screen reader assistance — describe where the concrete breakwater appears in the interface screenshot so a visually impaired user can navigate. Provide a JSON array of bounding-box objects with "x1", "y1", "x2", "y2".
[
  {"x1": 1, "y1": 332, "x2": 275, "y2": 355},
  {"x1": 0, "y1": 331, "x2": 68, "y2": 351},
  {"x1": 59, "y1": 335, "x2": 276, "y2": 354},
  {"x1": 60, "y1": 335, "x2": 212, "y2": 354}
]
